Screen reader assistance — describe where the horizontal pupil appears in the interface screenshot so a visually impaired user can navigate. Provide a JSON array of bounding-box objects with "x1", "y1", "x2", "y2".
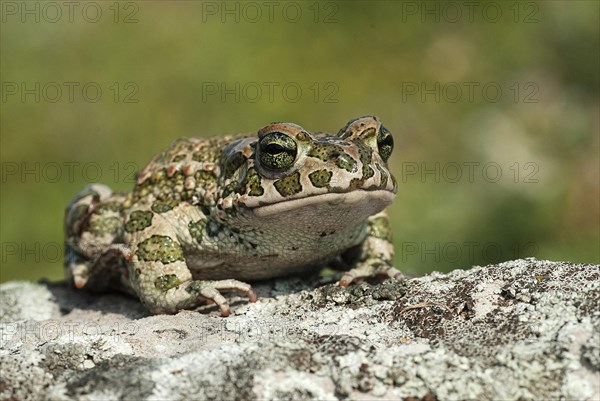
[{"x1": 264, "y1": 143, "x2": 286, "y2": 154}]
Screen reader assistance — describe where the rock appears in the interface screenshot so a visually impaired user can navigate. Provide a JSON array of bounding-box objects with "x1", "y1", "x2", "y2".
[{"x1": 1, "y1": 258, "x2": 598, "y2": 401}]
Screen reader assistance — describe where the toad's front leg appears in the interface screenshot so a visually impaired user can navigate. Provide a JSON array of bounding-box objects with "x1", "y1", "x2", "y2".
[
  {"x1": 339, "y1": 211, "x2": 401, "y2": 287},
  {"x1": 125, "y1": 204, "x2": 256, "y2": 316}
]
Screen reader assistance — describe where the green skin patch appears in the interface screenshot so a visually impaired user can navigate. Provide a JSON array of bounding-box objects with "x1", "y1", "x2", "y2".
[
  {"x1": 307, "y1": 143, "x2": 357, "y2": 172},
  {"x1": 185, "y1": 281, "x2": 204, "y2": 295},
  {"x1": 188, "y1": 219, "x2": 207, "y2": 243},
  {"x1": 369, "y1": 216, "x2": 393, "y2": 242},
  {"x1": 221, "y1": 182, "x2": 237, "y2": 198},
  {"x1": 308, "y1": 169, "x2": 333, "y2": 188},
  {"x1": 134, "y1": 171, "x2": 177, "y2": 203},
  {"x1": 243, "y1": 167, "x2": 265, "y2": 197},
  {"x1": 357, "y1": 142, "x2": 375, "y2": 180},
  {"x1": 194, "y1": 170, "x2": 217, "y2": 186},
  {"x1": 274, "y1": 171, "x2": 302, "y2": 197},
  {"x1": 154, "y1": 274, "x2": 182, "y2": 291},
  {"x1": 348, "y1": 142, "x2": 375, "y2": 190},
  {"x1": 136, "y1": 235, "x2": 184, "y2": 263},
  {"x1": 151, "y1": 200, "x2": 180, "y2": 214},
  {"x1": 375, "y1": 164, "x2": 388, "y2": 188},
  {"x1": 95, "y1": 201, "x2": 122, "y2": 213},
  {"x1": 125, "y1": 210, "x2": 154, "y2": 233},
  {"x1": 89, "y1": 216, "x2": 121, "y2": 237}
]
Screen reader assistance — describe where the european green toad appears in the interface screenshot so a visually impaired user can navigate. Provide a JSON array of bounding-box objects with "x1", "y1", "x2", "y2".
[{"x1": 64, "y1": 116, "x2": 399, "y2": 316}]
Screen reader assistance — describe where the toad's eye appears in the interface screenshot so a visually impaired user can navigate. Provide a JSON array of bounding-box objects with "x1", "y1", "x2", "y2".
[
  {"x1": 258, "y1": 132, "x2": 297, "y2": 170},
  {"x1": 377, "y1": 126, "x2": 393, "y2": 162}
]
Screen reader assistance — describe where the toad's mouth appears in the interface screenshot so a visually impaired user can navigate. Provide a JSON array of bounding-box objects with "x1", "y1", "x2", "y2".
[{"x1": 250, "y1": 189, "x2": 395, "y2": 217}]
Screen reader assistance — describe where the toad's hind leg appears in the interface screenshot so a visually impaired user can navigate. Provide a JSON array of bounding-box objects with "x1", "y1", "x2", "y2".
[
  {"x1": 125, "y1": 203, "x2": 256, "y2": 316},
  {"x1": 64, "y1": 184, "x2": 128, "y2": 291}
]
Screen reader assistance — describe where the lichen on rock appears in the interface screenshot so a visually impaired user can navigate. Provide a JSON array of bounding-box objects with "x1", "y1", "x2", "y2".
[{"x1": 0, "y1": 258, "x2": 598, "y2": 400}]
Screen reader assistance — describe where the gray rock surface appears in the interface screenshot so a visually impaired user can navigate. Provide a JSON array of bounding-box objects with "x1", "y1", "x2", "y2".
[{"x1": 1, "y1": 258, "x2": 598, "y2": 401}]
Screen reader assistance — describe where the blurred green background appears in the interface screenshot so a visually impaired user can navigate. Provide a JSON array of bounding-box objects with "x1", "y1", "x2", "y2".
[{"x1": 1, "y1": 1, "x2": 598, "y2": 282}]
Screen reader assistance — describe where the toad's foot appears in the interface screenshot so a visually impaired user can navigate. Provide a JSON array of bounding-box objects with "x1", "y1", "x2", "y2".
[
  {"x1": 339, "y1": 262, "x2": 402, "y2": 287},
  {"x1": 187, "y1": 279, "x2": 257, "y2": 317},
  {"x1": 139, "y1": 277, "x2": 257, "y2": 317},
  {"x1": 338, "y1": 211, "x2": 401, "y2": 287}
]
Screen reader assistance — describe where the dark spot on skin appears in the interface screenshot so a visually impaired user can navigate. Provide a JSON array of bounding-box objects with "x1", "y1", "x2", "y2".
[
  {"x1": 309, "y1": 169, "x2": 333, "y2": 188},
  {"x1": 357, "y1": 142, "x2": 375, "y2": 180},
  {"x1": 125, "y1": 210, "x2": 154, "y2": 233},
  {"x1": 375, "y1": 164, "x2": 388, "y2": 188},
  {"x1": 151, "y1": 200, "x2": 179, "y2": 214},
  {"x1": 274, "y1": 171, "x2": 302, "y2": 197},
  {"x1": 320, "y1": 232, "x2": 327, "y2": 237},
  {"x1": 89, "y1": 216, "x2": 121, "y2": 237},
  {"x1": 221, "y1": 182, "x2": 236, "y2": 198},
  {"x1": 185, "y1": 280, "x2": 210, "y2": 295},
  {"x1": 207, "y1": 220, "x2": 220, "y2": 237},
  {"x1": 242, "y1": 167, "x2": 264, "y2": 197},
  {"x1": 154, "y1": 274, "x2": 182, "y2": 291},
  {"x1": 337, "y1": 116, "x2": 379, "y2": 139},
  {"x1": 136, "y1": 235, "x2": 184, "y2": 263},
  {"x1": 95, "y1": 201, "x2": 122, "y2": 213},
  {"x1": 194, "y1": 170, "x2": 216, "y2": 185},
  {"x1": 172, "y1": 154, "x2": 186, "y2": 162},
  {"x1": 347, "y1": 142, "x2": 375, "y2": 190},
  {"x1": 188, "y1": 219, "x2": 207, "y2": 244},
  {"x1": 348, "y1": 177, "x2": 361, "y2": 190},
  {"x1": 296, "y1": 131, "x2": 310, "y2": 142},
  {"x1": 222, "y1": 151, "x2": 246, "y2": 179},
  {"x1": 307, "y1": 142, "x2": 357, "y2": 172}
]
